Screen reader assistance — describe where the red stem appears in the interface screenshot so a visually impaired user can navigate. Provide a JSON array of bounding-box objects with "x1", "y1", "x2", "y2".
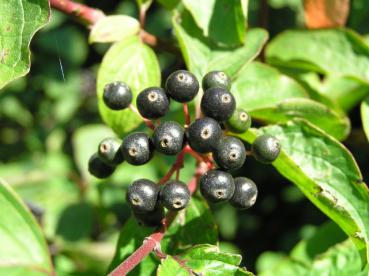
[
  {"x1": 183, "y1": 103, "x2": 191, "y2": 127},
  {"x1": 159, "y1": 149, "x2": 185, "y2": 184},
  {"x1": 49, "y1": 0, "x2": 105, "y2": 26},
  {"x1": 129, "y1": 104, "x2": 156, "y2": 130}
]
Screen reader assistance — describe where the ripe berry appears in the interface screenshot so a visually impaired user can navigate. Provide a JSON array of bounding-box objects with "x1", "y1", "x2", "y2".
[
  {"x1": 201, "y1": 87, "x2": 236, "y2": 121},
  {"x1": 153, "y1": 121, "x2": 185, "y2": 155},
  {"x1": 188, "y1": 117, "x2": 222, "y2": 153},
  {"x1": 252, "y1": 134, "x2": 281, "y2": 164},
  {"x1": 126, "y1": 179, "x2": 159, "y2": 213},
  {"x1": 165, "y1": 70, "x2": 199, "y2": 102},
  {"x1": 88, "y1": 153, "x2": 115, "y2": 179},
  {"x1": 136, "y1": 87, "x2": 170, "y2": 119},
  {"x1": 213, "y1": 136, "x2": 246, "y2": 170},
  {"x1": 200, "y1": 170, "x2": 235, "y2": 203},
  {"x1": 98, "y1": 138, "x2": 124, "y2": 166},
  {"x1": 230, "y1": 177, "x2": 258, "y2": 209},
  {"x1": 202, "y1": 71, "x2": 231, "y2": 90},
  {"x1": 160, "y1": 180, "x2": 190, "y2": 211},
  {"x1": 103, "y1": 81, "x2": 132, "y2": 110},
  {"x1": 133, "y1": 205, "x2": 165, "y2": 227},
  {"x1": 226, "y1": 108, "x2": 252, "y2": 133},
  {"x1": 121, "y1": 132, "x2": 154, "y2": 165}
]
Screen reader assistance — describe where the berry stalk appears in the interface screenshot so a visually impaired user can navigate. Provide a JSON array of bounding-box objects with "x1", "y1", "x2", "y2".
[{"x1": 129, "y1": 104, "x2": 156, "y2": 130}]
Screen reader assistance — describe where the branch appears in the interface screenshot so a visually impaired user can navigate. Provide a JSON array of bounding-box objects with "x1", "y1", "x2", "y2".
[
  {"x1": 49, "y1": 0, "x2": 105, "y2": 26},
  {"x1": 109, "y1": 163, "x2": 208, "y2": 276}
]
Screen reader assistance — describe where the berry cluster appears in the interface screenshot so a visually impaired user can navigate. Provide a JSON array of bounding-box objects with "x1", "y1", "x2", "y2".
[{"x1": 88, "y1": 70, "x2": 281, "y2": 227}]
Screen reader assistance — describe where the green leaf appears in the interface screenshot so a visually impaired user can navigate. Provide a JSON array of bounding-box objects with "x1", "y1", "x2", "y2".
[
  {"x1": 97, "y1": 36, "x2": 161, "y2": 136},
  {"x1": 0, "y1": 0, "x2": 49, "y2": 89},
  {"x1": 236, "y1": 120, "x2": 369, "y2": 262},
  {"x1": 249, "y1": 98, "x2": 350, "y2": 140},
  {"x1": 136, "y1": 0, "x2": 153, "y2": 11},
  {"x1": 266, "y1": 29, "x2": 369, "y2": 84},
  {"x1": 89, "y1": 15, "x2": 140, "y2": 43},
  {"x1": 232, "y1": 62, "x2": 349, "y2": 140},
  {"x1": 0, "y1": 179, "x2": 53, "y2": 275},
  {"x1": 158, "y1": 244, "x2": 254, "y2": 276},
  {"x1": 361, "y1": 95, "x2": 369, "y2": 142},
  {"x1": 173, "y1": 10, "x2": 268, "y2": 79},
  {"x1": 182, "y1": 0, "x2": 248, "y2": 47},
  {"x1": 108, "y1": 197, "x2": 217, "y2": 274},
  {"x1": 158, "y1": 0, "x2": 180, "y2": 9},
  {"x1": 157, "y1": 256, "x2": 188, "y2": 276}
]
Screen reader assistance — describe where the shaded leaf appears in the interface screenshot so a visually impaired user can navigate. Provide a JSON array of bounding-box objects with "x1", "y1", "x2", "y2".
[
  {"x1": 361, "y1": 95, "x2": 369, "y2": 142},
  {"x1": 182, "y1": 0, "x2": 248, "y2": 47},
  {"x1": 0, "y1": 0, "x2": 49, "y2": 89},
  {"x1": 97, "y1": 36, "x2": 161, "y2": 136},
  {"x1": 266, "y1": 29, "x2": 369, "y2": 84},
  {"x1": 89, "y1": 15, "x2": 140, "y2": 43},
  {"x1": 0, "y1": 179, "x2": 53, "y2": 275},
  {"x1": 237, "y1": 120, "x2": 369, "y2": 261}
]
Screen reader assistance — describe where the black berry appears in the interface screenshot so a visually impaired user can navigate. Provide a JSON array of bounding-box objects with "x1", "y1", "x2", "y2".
[
  {"x1": 160, "y1": 180, "x2": 190, "y2": 211},
  {"x1": 133, "y1": 205, "x2": 165, "y2": 227},
  {"x1": 200, "y1": 169, "x2": 235, "y2": 203},
  {"x1": 88, "y1": 153, "x2": 115, "y2": 179},
  {"x1": 98, "y1": 138, "x2": 124, "y2": 166},
  {"x1": 202, "y1": 71, "x2": 231, "y2": 90},
  {"x1": 136, "y1": 87, "x2": 170, "y2": 119},
  {"x1": 201, "y1": 87, "x2": 236, "y2": 121},
  {"x1": 188, "y1": 117, "x2": 222, "y2": 153},
  {"x1": 165, "y1": 70, "x2": 199, "y2": 102},
  {"x1": 230, "y1": 177, "x2": 258, "y2": 209},
  {"x1": 121, "y1": 132, "x2": 154, "y2": 165},
  {"x1": 153, "y1": 121, "x2": 185, "y2": 155},
  {"x1": 103, "y1": 81, "x2": 132, "y2": 110},
  {"x1": 252, "y1": 134, "x2": 281, "y2": 164},
  {"x1": 213, "y1": 136, "x2": 246, "y2": 170},
  {"x1": 126, "y1": 179, "x2": 159, "y2": 213},
  {"x1": 226, "y1": 108, "x2": 251, "y2": 133}
]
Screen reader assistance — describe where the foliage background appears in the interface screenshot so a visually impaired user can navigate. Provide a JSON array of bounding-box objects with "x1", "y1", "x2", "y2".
[{"x1": 1, "y1": 0, "x2": 369, "y2": 275}]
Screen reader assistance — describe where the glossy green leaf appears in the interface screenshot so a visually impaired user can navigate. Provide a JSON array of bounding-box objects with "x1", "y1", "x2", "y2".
[
  {"x1": 108, "y1": 197, "x2": 217, "y2": 274},
  {"x1": 236, "y1": 120, "x2": 369, "y2": 261},
  {"x1": 89, "y1": 15, "x2": 140, "y2": 43},
  {"x1": 0, "y1": 179, "x2": 53, "y2": 275},
  {"x1": 157, "y1": 256, "x2": 188, "y2": 276},
  {"x1": 0, "y1": 0, "x2": 49, "y2": 89},
  {"x1": 97, "y1": 36, "x2": 161, "y2": 136},
  {"x1": 182, "y1": 0, "x2": 248, "y2": 47},
  {"x1": 159, "y1": 244, "x2": 254, "y2": 276},
  {"x1": 249, "y1": 98, "x2": 350, "y2": 140},
  {"x1": 232, "y1": 62, "x2": 349, "y2": 140},
  {"x1": 173, "y1": 10, "x2": 268, "y2": 79},
  {"x1": 260, "y1": 239, "x2": 367, "y2": 276},
  {"x1": 266, "y1": 29, "x2": 369, "y2": 83},
  {"x1": 361, "y1": 95, "x2": 369, "y2": 142}
]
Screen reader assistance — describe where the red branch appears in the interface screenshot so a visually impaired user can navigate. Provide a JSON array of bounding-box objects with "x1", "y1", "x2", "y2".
[
  {"x1": 49, "y1": 0, "x2": 105, "y2": 26},
  {"x1": 108, "y1": 164, "x2": 208, "y2": 276},
  {"x1": 183, "y1": 103, "x2": 191, "y2": 127},
  {"x1": 158, "y1": 150, "x2": 185, "y2": 184}
]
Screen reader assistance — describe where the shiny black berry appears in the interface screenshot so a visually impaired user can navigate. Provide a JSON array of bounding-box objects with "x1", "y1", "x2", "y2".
[
  {"x1": 188, "y1": 117, "x2": 222, "y2": 153},
  {"x1": 103, "y1": 81, "x2": 132, "y2": 110},
  {"x1": 200, "y1": 170, "x2": 235, "y2": 203},
  {"x1": 230, "y1": 177, "x2": 258, "y2": 209},
  {"x1": 98, "y1": 138, "x2": 124, "y2": 166},
  {"x1": 133, "y1": 205, "x2": 165, "y2": 227},
  {"x1": 213, "y1": 136, "x2": 246, "y2": 171},
  {"x1": 225, "y1": 108, "x2": 252, "y2": 133},
  {"x1": 88, "y1": 153, "x2": 115, "y2": 179},
  {"x1": 202, "y1": 71, "x2": 231, "y2": 90},
  {"x1": 153, "y1": 121, "x2": 185, "y2": 155},
  {"x1": 252, "y1": 134, "x2": 281, "y2": 164},
  {"x1": 126, "y1": 179, "x2": 159, "y2": 213},
  {"x1": 201, "y1": 87, "x2": 236, "y2": 121},
  {"x1": 165, "y1": 70, "x2": 199, "y2": 102},
  {"x1": 136, "y1": 87, "x2": 170, "y2": 119},
  {"x1": 121, "y1": 132, "x2": 154, "y2": 165},
  {"x1": 160, "y1": 180, "x2": 190, "y2": 211}
]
